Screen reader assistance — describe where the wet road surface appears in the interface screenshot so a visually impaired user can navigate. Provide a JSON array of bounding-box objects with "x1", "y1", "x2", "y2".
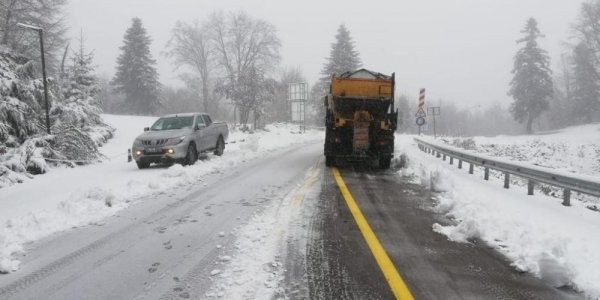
[
  {"x1": 284, "y1": 164, "x2": 582, "y2": 300},
  {"x1": 0, "y1": 145, "x2": 585, "y2": 300}
]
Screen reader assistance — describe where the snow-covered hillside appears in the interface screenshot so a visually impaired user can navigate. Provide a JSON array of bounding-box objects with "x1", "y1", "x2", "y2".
[
  {"x1": 396, "y1": 133, "x2": 600, "y2": 299},
  {"x1": 447, "y1": 123, "x2": 600, "y2": 177},
  {"x1": 0, "y1": 114, "x2": 322, "y2": 273}
]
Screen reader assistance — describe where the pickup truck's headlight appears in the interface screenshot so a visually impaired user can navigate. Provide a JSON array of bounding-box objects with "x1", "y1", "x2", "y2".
[{"x1": 166, "y1": 136, "x2": 186, "y2": 145}]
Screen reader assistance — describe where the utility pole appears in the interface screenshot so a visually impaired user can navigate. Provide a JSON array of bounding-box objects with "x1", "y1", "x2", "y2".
[
  {"x1": 18, "y1": 23, "x2": 51, "y2": 134},
  {"x1": 428, "y1": 106, "x2": 441, "y2": 138}
]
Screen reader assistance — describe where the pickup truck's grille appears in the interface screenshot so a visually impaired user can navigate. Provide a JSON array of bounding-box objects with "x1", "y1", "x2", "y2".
[{"x1": 141, "y1": 139, "x2": 167, "y2": 146}]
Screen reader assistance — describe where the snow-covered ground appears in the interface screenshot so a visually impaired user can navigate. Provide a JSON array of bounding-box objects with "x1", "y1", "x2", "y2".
[
  {"x1": 446, "y1": 123, "x2": 600, "y2": 177},
  {"x1": 0, "y1": 114, "x2": 322, "y2": 273},
  {"x1": 396, "y1": 134, "x2": 600, "y2": 299}
]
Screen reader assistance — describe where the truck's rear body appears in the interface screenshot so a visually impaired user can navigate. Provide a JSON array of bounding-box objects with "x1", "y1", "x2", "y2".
[{"x1": 324, "y1": 69, "x2": 397, "y2": 168}]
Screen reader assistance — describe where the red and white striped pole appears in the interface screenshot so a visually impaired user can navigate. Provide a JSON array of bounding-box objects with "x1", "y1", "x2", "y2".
[{"x1": 417, "y1": 88, "x2": 426, "y2": 135}]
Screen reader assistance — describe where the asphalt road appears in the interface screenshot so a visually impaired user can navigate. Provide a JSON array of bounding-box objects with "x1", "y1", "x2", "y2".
[
  {"x1": 0, "y1": 142, "x2": 585, "y2": 299},
  {"x1": 284, "y1": 164, "x2": 583, "y2": 300},
  {"x1": 0, "y1": 143, "x2": 322, "y2": 300}
]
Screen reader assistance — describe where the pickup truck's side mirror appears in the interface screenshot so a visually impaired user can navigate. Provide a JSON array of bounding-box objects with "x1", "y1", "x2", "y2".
[
  {"x1": 144, "y1": 127, "x2": 149, "y2": 132},
  {"x1": 195, "y1": 124, "x2": 205, "y2": 131}
]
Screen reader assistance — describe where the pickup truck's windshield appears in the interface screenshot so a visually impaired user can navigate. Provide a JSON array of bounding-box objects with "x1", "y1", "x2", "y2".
[{"x1": 150, "y1": 116, "x2": 194, "y2": 131}]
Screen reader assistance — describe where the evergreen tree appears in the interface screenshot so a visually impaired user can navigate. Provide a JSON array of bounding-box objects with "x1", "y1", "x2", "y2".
[
  {"x1": 309, "y1": 24, "x2": 362, "y2": 125},
  {"x1": 508, "y1": 18, "x2": 553, "y2": 134},
  {"x1": 320, "y1": 24, "x2": 362, "y2": 80},
  {"x1": 112, "y1": 18, "x2": 161, "y2": 115},
  {"x1": 63, "y1": 32, "x2": 99, "y2": 105},
  {"x1": 571, "y1": 42, "x2": 600, "y2": 124}
]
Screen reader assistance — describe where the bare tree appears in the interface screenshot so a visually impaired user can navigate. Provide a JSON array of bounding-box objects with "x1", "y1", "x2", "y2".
[
  {"x1": 0, "y1": 0, "x2": 68, "y2": 73},
  {"x1": 165, "y1": 21, "x2": 216, "y2": 114},
  {"x1": 573, "y1": 1, "x2": 600, "y2": 79},
  {"x1": 208, "y1": 11, "x2": 281, "y2": 126}
]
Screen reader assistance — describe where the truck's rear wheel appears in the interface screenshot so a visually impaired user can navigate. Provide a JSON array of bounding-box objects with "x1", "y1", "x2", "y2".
[
  {"x1": 214, "y1": 136, "x2": 225, "y2": 156},
  {"x1": 380, "y1": 156, "x2": 391, "y2": 169},
  {"x1": 325, "y1": 155, "x2": 334, "y2": 167}
]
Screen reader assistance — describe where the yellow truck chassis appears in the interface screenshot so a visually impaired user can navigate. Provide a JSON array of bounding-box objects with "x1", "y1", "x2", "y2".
[{"x1": 324, "y1": 69, "x2": 397, "y2": 168}]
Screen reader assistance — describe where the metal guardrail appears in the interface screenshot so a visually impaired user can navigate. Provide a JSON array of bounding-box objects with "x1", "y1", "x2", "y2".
[{"x1": 414, "y1": 138, "x2": 600, "y2": 206}]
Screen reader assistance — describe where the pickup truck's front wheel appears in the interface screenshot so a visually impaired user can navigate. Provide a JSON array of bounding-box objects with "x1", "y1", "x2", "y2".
[
  {"x1": 183, "y1": 143, "x2": 197, "y2": 166},
  {"x1": 214, "y1": 136, "x2": 225, "y2": 156}
]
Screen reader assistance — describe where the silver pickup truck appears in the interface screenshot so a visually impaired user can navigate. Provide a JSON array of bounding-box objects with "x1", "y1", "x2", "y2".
[{"x1": 131, "y1": 113, "x2": 228, "y2": 169}]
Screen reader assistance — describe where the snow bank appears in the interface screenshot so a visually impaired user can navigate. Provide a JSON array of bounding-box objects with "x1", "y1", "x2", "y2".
[
  {"x1": 446, "y1": 123, "x2": 600, "y2": 177},
  {"x1": 432, "y1": 124, "x2": 600, "y2": 209},
  {"x1": 204, "y1": 165, "x2": 317, "y2": 299},
  {"x1": 0, "y1": 115, "x2": 322, "y2": 273},
  {"x1": 396, "y1": 134, "x2": 600, "y2": 298}
]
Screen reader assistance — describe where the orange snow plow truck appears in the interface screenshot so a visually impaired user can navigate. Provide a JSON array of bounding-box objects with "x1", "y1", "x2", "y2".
[{"x1": 324, "y1": 69, "x2": 397, "y2": 169}]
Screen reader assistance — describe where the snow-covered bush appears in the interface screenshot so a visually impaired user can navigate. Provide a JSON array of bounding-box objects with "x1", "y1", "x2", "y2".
[{"x1": 0, "y1": 46, "x2": 113, "y2": 188}]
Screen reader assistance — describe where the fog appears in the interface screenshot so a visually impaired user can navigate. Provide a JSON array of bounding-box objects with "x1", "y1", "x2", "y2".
[{"x1": 67, "y1": 0, "x2": 582, "y2": 109}]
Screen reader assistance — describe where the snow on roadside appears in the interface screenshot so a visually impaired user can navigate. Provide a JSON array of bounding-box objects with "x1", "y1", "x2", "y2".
[
  {"x1": 446, "y1": 123, "x2": 600, "y2": 177},
  {"x1": 203, "y1": 165, "x2": 317, "y2": 299},
  {"x1": 0, "y1": 115, "x2": 322, "y2": 273},
  {"x1": 396, "y1": 134, "x2": 600, "y2": 299}
]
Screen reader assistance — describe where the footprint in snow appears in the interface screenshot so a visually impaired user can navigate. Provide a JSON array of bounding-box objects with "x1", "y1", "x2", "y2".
[
  {"x1": 148, "y1": 262, "x2": 160, "y2": 273},
  {"x1": 163, "y1": 241, "x2": 173, "y2": 250}
]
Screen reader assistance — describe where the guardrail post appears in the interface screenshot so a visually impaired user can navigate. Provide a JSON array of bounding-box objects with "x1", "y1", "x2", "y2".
[
  {"x1": 528, "y1": 180, "x2": 535, "y2": 195},
  {"x1": 414, "y1": 138, "x2": 600, "y2": 202},
  {"x1": 563, "y1": 189, "x2": 571, "y2": 206}
]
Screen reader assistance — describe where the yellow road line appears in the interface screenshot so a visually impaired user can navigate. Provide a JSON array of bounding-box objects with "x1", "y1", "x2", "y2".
[
  {"x1": 332, "y1": 167, "x2": 414, "y2": 300},
  {"x1": 292, "y1": 161, "x2": 321, "y2": 206}
]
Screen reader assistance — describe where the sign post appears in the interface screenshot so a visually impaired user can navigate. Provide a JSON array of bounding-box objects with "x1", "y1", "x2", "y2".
[
  {"x1": 415, "y1": 88, "x2": 426, "y2": 135},
  {"x1": 427, "y1": 106, "x2": 441, "y2": 138},
  {"x1": 288, "y1": 82, "x2": 308, "y2": 133}
]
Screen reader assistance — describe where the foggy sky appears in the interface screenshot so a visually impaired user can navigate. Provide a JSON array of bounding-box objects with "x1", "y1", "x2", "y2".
[{"x1": 67, "y1": 0, "x2": 583, "y2": 109}]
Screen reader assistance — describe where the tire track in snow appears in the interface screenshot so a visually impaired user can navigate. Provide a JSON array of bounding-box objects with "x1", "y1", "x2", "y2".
[{"x1": 0, "y1": 161, "x2": 260, "y2": 298}]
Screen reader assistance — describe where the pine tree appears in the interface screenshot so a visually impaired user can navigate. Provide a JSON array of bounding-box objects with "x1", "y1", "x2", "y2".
[
  {"x1": 571, "y1": 42, "x2": 600, "y2": 124},
  {"x1": 310, "y1": 24, "x2": 362, "y2": 125},
  {"x1": 112, "y1": 18, "x2": 161, "y2": 115},
  {"x1": 508, "y1": 18, "x2": 553, "y2": 134},
  {"x1": 64, "y1": 32, "x2": 99, "y2": 105},
  {"x1": 320, "y1": 24, "x2": 362, "y2": 79}
]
